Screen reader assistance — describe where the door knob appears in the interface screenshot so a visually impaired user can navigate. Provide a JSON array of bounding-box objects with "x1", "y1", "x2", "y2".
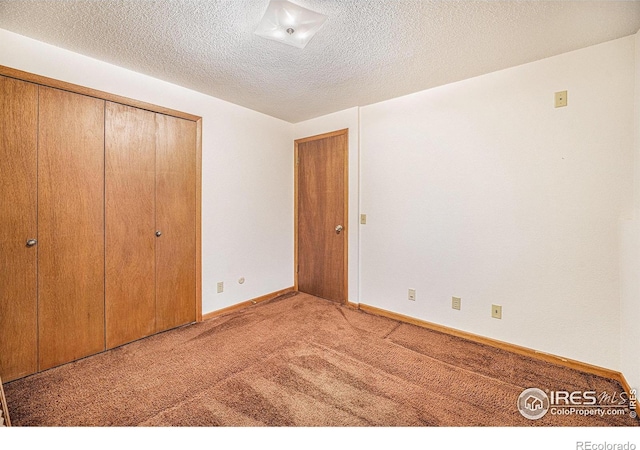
[
  {"x1": 155, "y1": 231, "x2": 162, "y2": 237},
  {"x1": 26, "y1": 239, "x2": 38, "y2": 247},
  {"x1": 335, "y1": 225, "x2": 344, "y2": 234}
]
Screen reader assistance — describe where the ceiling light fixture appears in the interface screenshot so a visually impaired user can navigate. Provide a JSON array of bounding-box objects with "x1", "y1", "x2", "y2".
[{"x1": 254, "y1": 0, "x2": 327, "y2": 49}]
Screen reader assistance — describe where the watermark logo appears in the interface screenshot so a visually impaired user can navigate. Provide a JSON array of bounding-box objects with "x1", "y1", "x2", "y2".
[
  {"x1": 576, "y1": 442, "x2": 636, "y2": 450},
  {"x1": 518, "y1": 387, "x2": 638, "y2": 420},
  {"x1": 517, "y1": 387, "x2": 550, "y2": 420}
]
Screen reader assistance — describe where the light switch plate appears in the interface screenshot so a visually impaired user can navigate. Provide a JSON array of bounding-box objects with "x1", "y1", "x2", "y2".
[{"x1": 360, "y1": 214, "x2": 367, "y2": 224}]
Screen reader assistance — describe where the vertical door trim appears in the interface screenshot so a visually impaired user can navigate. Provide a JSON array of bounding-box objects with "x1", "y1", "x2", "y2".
[
  {"x1": 294, "y1": 128, "x2": 349, "y2": 303},
  {"x1": 195, "y1": 118, "x2": 203, "y2": 322}
]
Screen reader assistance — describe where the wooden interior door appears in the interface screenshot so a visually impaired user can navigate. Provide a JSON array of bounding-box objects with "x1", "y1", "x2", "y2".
[
  {"x1": 0, "y1": 76, "x2": 38, "y2": 381},
  {"x1": 296, "y1": 130, "x2": 348, "y2": 303},
  {"x1": 105, "y1": 102, "x2": 157, "y2": 349},
  {"x1": 155, "y1": 114, "x2": 196, "y2": 332},
  {"x1": 38, "y1": 87, "x2": 106, "y2": 371}
]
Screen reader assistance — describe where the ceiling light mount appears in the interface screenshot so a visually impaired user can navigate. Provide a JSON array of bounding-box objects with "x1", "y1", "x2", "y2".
[{"x1": 254, "y1": 0, "x2": 327, "y2": 49}]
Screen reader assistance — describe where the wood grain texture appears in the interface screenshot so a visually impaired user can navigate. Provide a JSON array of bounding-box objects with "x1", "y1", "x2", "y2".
[
  {"x1": 155, "y1": 114, "x2": 197, "y2": 332},
  {"x1": 0, "y1": 76, "x2": 38, "y2": 381},
  {"x1": 37, "y1": 87, "x2": 105, "y2": 371},
  {"x1": 0, "y1": 65, "x2": 200, "y2": 122},
  {"x1": 105, "y1": 102, "x2": 156, "y2": 349},
  {"x1": 296, "y1": 130, "x2": 348, "y2": 303},
  {"x1": 0, "y1": 66, "x2": 202, "y2": 374}
]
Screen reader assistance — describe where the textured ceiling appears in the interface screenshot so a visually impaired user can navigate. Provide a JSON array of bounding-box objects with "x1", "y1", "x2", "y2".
[{"x1": 1, "y1": 1, "x2": 640, "y2": 123}]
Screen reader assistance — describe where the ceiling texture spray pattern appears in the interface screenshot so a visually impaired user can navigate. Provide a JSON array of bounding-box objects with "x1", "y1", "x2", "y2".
[{"x1": 1, "y1": 1, "x2": 640, "y2": 122}]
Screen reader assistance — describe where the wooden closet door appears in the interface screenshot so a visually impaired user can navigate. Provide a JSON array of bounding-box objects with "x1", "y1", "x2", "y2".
[
  {"x1": 155, "y1": 114, "x2": 196, "y2": 332},
  {"x1": 105, "y1": 102, "x2": 156, "y2": 349},
  {"x1": 38, "y1": 87, "x2": 105, "y2": 371},
  {"x1": 0, "y1": 76, "x2": 38, "y2": 381}
]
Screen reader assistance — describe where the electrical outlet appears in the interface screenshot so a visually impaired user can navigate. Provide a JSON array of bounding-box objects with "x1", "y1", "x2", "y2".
[
  {"x1": 408, "y1": 289, "x2": 416, "y2": 301},
  {"x1": 452, "y1": 296, "x2": 461, "y2": 310},
  {"x1": 491, "y1": 304, "x2": 502, "y2": 319},
  {"x1": 217, "y1": 281, "x2": 224, "y2": 293},
  {"x1": 360, "y1": 214, "x2": 367, "y2": 224}
]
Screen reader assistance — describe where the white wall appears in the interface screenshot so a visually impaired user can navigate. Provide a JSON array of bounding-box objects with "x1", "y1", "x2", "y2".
[
  {"x1": 360, "y1": 36, "x2": 636, "y2": 371},
  {"x1": 0, "y1": 29, "x2": 295, "y2": 315},
  {"x1": 2, "y1": 26, "x2": 638, "y2": 384},
  {"x1": 293, "y1": 108, "x2": 360, "y2": 302},
  {"x1": 620, "y1": 30, "x2": 640, "y2": 390}
]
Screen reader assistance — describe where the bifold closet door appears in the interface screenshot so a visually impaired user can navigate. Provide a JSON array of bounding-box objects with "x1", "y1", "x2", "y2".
[
  {"x1": 155, "y1": 114, "x2": 197, "y2": 332},
  {"x1": 0, "y1": 76, "x2": 38, "y2": 382},
  {"x1": 38, "y1": 87, "x2": 106, "y2": 371},
  {"x1": 105, "y1": 102, "x2": 156, "y2": 349}
]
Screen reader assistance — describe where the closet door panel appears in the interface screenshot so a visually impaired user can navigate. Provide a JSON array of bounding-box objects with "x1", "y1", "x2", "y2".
[
  {"x1": 155, "y1": 114, "x2": 196, "y2": 332},
  {"x1": 105, "y1": 102, "x2": 156, "y2": 349},
  {"x1": 38, "y1": 87, "x2": 105, "y2": 371},
  {"x1": 0, "y1": 76, "x2": 38, "y2": 381}
]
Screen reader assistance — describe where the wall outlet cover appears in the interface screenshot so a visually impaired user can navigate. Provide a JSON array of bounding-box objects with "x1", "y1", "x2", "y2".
[{"x1": 555, "y1": 90, "x2": 568, "y2": 108}]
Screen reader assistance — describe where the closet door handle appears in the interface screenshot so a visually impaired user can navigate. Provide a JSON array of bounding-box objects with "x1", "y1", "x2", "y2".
[
  {"x1": 155, "y1": 231, "x2": 162, "y2": 237},
  {"x1": 26, "y1": 239, "x2": 38, "y2": 247}
]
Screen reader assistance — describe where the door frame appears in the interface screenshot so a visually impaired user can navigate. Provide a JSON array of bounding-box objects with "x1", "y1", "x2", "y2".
[{"x1": 294, "y1": 128, "x2": 349, "y2": 303}]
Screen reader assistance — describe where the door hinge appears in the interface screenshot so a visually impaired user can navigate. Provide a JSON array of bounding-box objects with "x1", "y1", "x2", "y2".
[
  {"x1": 296, "y1": 156, "x2": 300, "y2": 165},
  {"x1": 296, "y1": 264, "x2": 299, "y2": 273}
]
